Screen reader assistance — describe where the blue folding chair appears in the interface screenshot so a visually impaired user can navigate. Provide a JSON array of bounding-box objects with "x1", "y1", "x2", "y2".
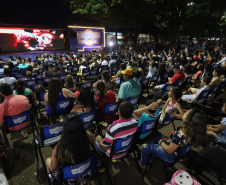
[
  {"x1": 161, "y1": 73, "x2": 169, "y2": 83},
  {"x1": 141, "y1": 143, "x2": 191, "y2": 181},
  {"x1": 175, "y1": 80, "x2": 183, "y2": 87},
  {"x1": 34, "y1": 74, "x2": 42, "y2": 84},
  {"x1": 79, "y1": 110, "x2": 97, "y2": 130},
  {"x1": 153, "y1": 84, "x2": 173, "y2": 99},
  {"x1": 137, "y1": 119, "x2": 157, "y2": 141},
  {"x1": 34, "y1": 123, "x2": 63, "y2": 172},
  {"x1": 183, "y1": 76, "x2": 192, "y2": 87},
  {"x1": 110, "y1": 63, "x2": 118, "y2": 76},
  {"x1": 149, "y1": 75, "x2": 159, "y2": 84},
  {"x1": 2, "y1": 109, "x2": 38, "y2": 157},
  {"x1": 88, "y1": 67, "x2": 99, "y2": 80},
  {"x1": 159, "y1": 109, "x2": 178, "y2": 130},
  {"x1": 25, "y1": 79, "x2": 36, "y2": 90},
  {"x1": 82, "y1": 81, "x2": 92, "y2": 88},
  {"x1": 48, "y1": 156, "x2": 103, "y2": 185},
  {"x1": 127, "y1": 95, "x2": 140, "y2": 109},
  {"x1": 45, "y1": 98, "x2": 74, "y2": 124}
]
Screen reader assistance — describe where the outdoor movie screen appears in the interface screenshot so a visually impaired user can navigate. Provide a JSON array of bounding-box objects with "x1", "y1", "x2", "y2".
[{"x1": 0, "y1": 28, "x2": 65, "y2": 52}]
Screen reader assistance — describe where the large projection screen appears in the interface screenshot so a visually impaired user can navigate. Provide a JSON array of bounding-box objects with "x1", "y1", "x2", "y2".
[
  {"x1": 0, "y1": 28, "x2": 65, "y2": 52},
  {"x1": 68, "y1": 26, "x2": 105, "y2": 51}
]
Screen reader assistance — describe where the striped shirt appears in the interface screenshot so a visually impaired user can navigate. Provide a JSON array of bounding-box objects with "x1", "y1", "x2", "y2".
[{"x1": 102, "y1": 118, "x2": 138, "y2": 159}]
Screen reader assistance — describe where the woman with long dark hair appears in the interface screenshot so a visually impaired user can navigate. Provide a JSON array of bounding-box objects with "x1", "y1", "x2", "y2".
[
  {"x1": 141, "y1": 109, "x2": 208, "y2": 167},
  {"x1": 95, "y1": 81, "x2": 116, "y2": 121},
  {"x1": 44, "y1": 77, "x2": 76, "y2": 112},
  {"x1": 93, "y1": 70, "x2": 113, "y2": 93},
  {"x1": 46, "y1": 114, "x2": 91, "y2": 174},
  {"x1": 14, "y1": 79, "x2": 33, "y2": 98},
  {"x1": 71, "y1": 86, "x2": 95, "y2": 115}
]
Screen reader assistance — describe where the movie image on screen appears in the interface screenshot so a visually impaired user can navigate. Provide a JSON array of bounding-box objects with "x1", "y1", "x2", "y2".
[{"x1": 0, "y1": 28, "x2": 64, "y2": 52}]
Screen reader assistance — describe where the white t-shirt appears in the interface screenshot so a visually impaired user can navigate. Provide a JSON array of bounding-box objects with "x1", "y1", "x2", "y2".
[
  {"x1": 109, "y1": 59, "x2": 116, "y2": 67},
  {"x1": 0, "y1": 77, "x2": 16, "y2": 85},
  {"x1": 147, "y1": 66, "x2": 157, "y2": 78},
  {"x1": 102, "y1": 60, "x2": 108, "y2": 66}
]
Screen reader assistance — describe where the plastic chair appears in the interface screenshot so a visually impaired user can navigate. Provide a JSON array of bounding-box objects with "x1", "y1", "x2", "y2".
[
  {"x1": 192, "y1": 89, "x2": 210, "y2": 107},
  {"x1": 127, "y1": 95, "x2": 140, "y2": 109},
  {"x1": 141, "y1": 144, "x2": 191, "y2": 181},
  {"x1": 149, "y1": 75, "x2": 159, "y2": 84},
  {"x1": 153, "y1": 84, "x2": 173, "y2": 99},
  {"x1": 175, "y1": 80, "x2": 183, "y2": 87},
  {"x1": 137, "y1": 119, "x2": 158, "y2": 141},
  {"x1": 88, "y1": 67, "x2": 99, "y2": 80},
  {"x1": 48, "y1": 156, "x2": 104, "y2": 185},
  {"x1": 79, "y1": 110, "x2": 97, "y2": 130},
  {"x1": 34, "y1": 122, "x2": 63, "y2": 180},
  {"x1": 102, "y1": 101, "x2": 120, "y2": 122},
  {"x1": 2, "y1": 109, "x2": 39, "y2": 157},
  {"x1": 45, "y1": 98, "x2": 74, "y2": 124}
]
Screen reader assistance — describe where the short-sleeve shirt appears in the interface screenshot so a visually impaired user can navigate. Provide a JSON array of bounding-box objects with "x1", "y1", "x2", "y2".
[
  {"x1": 214, "y1": 118, "x2": 226, "y2": 143},
  {"x1": 138, "y1": 106, "x2": 161, "y2": 139},
  {"x1": 165, "y1": 128, "x2": 187, "y2": 155},
  {"x1": 118, "y1": 79, "x2": 141, "y2": 100},
  {"x1": 14, "y1": 88, "x2": 31, "y2": 97},
  {"x1": 18, "y1": 63, "x2": 29, "y2": 69},
  {"x1": 0, "y1": 94, "x2": 30, "y2": 123},
  {"x1": 170, "y1": 71, "x2": 185, "y2": 84},
  {"x1": 102, "y1": 118, "x2": 138, "y2": 159},
  {"x1": 0, "y1": 77, "x2": 16, "y2": 85},
  {"x1": 95, "y1": 90, "x2": 116, "y2": 121}
]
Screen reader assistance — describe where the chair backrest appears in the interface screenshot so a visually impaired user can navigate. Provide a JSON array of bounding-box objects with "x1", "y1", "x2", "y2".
[
  {"x1": 42, "y1": 77, "x2": 51, "y2": 83},
  {"x1": 140, "y1": 78, "x2": 148, "y2": 86},
  {"x1": 110, "y1": 134, "x2": 134, "y2": 159},
  {"x1": 196, "y1": 90, "x2": 209, "y2": 104},
  {"x1": 82, "y1": 68, "x2": 89, "y2": 76},
  {"x1": 40, "y1": 122, "x2": 63, "y2": 147},
  {"x1": 89, "y1": 68, "x2": 99, "y2": 76},
  {"x1": 5, "y1": 109, "x2": 31, "y2": 132},
  {"x1": 127, "y1": 96, "x2": 139, "y2": 107},
  {"x1": 104, "y1": 101, "x2": 119, "y2": 115},
  {"x1": 45, "y1": 98, "x2": 73, "y2": 116},
  {"x1": 175, "y1": 144, "x2": 191, "y2": 161},
  {"x1": 139, "y1": 119, "x2": 156, "y2": 135},
  {"x1": 184, "y1": 76, "x2": 192, "y2": 85},
  {"x1": 25, "y1": 79, "x2": 36, "y2": 87},
  {"x1": 162, "y1": 73, "x2": 169, "y2": 81},
  {"x1": 79, "y1": 111, "x2": 96, "y2": 129},
  {"x1": 150, "y1": 75, "x2": 159, "y2": 83},
  {"x1": 82, "y1": 81, "x2": 92, "y2": 88},
  {"x1": 209, "y1": 85, "x2": 219, "y2": 94},
  {"x1": 164, "y1": 109, "x2": 178, "y2": 122},
  {"x1": 175, "y1": 80, "x2": 183, "y2": 87},
  {"x1": 58, "y1": 156, "x2": 94, "y2": 184},
  {"x1": 161, "y1": 84, "x2": 173, "y2": 96}
]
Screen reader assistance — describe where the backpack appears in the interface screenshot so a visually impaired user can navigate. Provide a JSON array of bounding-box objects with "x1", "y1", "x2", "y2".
[{"x1": 164, "y1": 170, "x2": 201, "y2": 185}]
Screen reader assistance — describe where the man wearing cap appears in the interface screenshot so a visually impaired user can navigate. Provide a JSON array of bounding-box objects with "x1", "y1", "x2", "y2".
[
  {"x1": 153, "y1": 64, "x2": 185, "y2": 90},
  {"x1": 118, "y1": 68, "x2": 142, "y2": 100}
]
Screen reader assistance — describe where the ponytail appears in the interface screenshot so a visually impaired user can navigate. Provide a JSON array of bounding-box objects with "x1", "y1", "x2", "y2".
[{"x1": 96, "y1": 81, "x2": 106, "y2": 104}]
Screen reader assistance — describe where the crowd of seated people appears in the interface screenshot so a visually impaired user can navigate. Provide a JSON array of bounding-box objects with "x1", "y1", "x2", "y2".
[{"x1": 0, "y1": 41, "x2": 226, "y2": 184}]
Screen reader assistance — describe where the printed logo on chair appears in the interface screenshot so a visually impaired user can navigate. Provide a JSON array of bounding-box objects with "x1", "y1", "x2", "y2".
[
  {"x1": 146, "y1": 124, "x2": 154, "y2": 130},
  {"x1": 13, "y1": 116, "x2": 27, "y2": 124},
  {"x1": 122, "y1": 138, "x2": 132, "y2": 147},
  {"x1": 59, "y1": 101, "x2": 69, "y2": 108},
  {"x1": 109, "y1": 105, "x2": 117, "y2": 112},
  {"x1": 71, "y1": 161, "x2": 91, "y2": 175},
  {"x1": 49, "y1": 126, "x2": 63, "y2": 135},
  {"x1": 84, "y1": 115, "x2": 94, "y2": 122}
]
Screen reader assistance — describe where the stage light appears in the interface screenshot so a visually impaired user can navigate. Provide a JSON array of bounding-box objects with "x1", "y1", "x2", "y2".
[{"x1": 109, "y1": 41, "x2": 114, "y2": 46}]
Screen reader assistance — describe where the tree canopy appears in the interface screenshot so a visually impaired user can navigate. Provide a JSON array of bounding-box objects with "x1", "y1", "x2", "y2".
[{"x1": 66, "y1": 0, "x2": 226, "y2": 41}]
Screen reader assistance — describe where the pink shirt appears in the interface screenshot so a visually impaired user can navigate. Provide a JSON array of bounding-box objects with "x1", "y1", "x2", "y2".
[{"x1": 0, "y1": 94, "x2": 30, "y2": 124}]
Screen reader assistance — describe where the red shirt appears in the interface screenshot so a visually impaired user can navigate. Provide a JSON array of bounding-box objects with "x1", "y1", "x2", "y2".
[
  {"x1": 170, "y1": 71, "x2": 185, "y2": 84},
  {"x1": 75, "y1": 90, "x2": 80, "y2": 99},
  {"x1": 95, "y1": 90, "x2": 116, "y2": 122},
  {"x1": 0, "y1": 95, "x2": 30, "y2": 124}
]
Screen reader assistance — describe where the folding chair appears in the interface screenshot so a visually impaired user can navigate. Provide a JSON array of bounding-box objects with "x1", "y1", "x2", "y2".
[
  {"x1": 102, "y1": 101, "x2": 121, "y2": 122},
  {"x1": 175, "y1": 80, "x2": 183, "y2": 87},
  {"x1": 140, "y1": 78, "x2": 149, "y2": 92},
  {"x1": 137, "y1": 119, "x2": 158, "y2": 141},
  {"x1": 161, "y1": 73, "x2": 169, "y2": 83},
  {"x1": 141, "y1": 144, "x2": 191, "y2": 181},
  {"x1": 188, "y1": 89, "x2": 210, "y2": 108},
  {"x1": 153, "y1": 84, "x2": 173, "y2": 99},
  {"x1": 81, "y1": 68, "x2": 89, "y2": 81},
  {"x1": 79, "y1": 110, "x2": 97, "y2": 130},
  {"x1": 88, "y1": 67, "x2": 99, "y2": 80},
  {"x1": 110, "y1": 63, "x2": 118, "y2": 76},
  {"x1": 127, "y1": 95, "x2": 140, "y2": 109},
  {"x1": 2, "y1": 109, "x2": 39, "y2": 157},
  {"x1": 34, "y1": 123, "x2": 63, "y2": 176},
  {"x1": 45, "y1": 98, "x2": 74, "y2": 124},
  {"x1": 149, "y1": 75, "x2": 159, "y2": 84},
  {"x1": 48, "y1": 156, "x2": 103, "y2": 185}
]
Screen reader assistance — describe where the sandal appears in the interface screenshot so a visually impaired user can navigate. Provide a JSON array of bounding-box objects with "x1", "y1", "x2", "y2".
[{"x1": 21, "y1": 130, "x2": 28, "y2": 139}]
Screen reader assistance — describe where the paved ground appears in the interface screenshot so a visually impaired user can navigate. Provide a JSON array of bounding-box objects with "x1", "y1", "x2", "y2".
[{"x1": 1, "y1": 93, "x2": 225, "y2": 185}]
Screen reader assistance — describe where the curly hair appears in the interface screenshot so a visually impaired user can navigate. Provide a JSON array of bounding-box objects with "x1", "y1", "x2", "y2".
[{"x1": 183, "y1": 109, "x2": 208, "y2": 147}]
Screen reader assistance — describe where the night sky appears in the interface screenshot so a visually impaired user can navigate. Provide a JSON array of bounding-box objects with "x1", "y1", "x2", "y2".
[{"x1": 0, "y1": 0, "x2": 87, "y2": 27}]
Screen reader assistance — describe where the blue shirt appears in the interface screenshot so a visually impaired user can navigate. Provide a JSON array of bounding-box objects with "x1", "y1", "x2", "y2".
[
  {"x1": 138, "y1": 106, "x2": 161, "y2": 139},
  {"x1": 118, "y1": 79, "x2": 141, "y2": 100}
]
